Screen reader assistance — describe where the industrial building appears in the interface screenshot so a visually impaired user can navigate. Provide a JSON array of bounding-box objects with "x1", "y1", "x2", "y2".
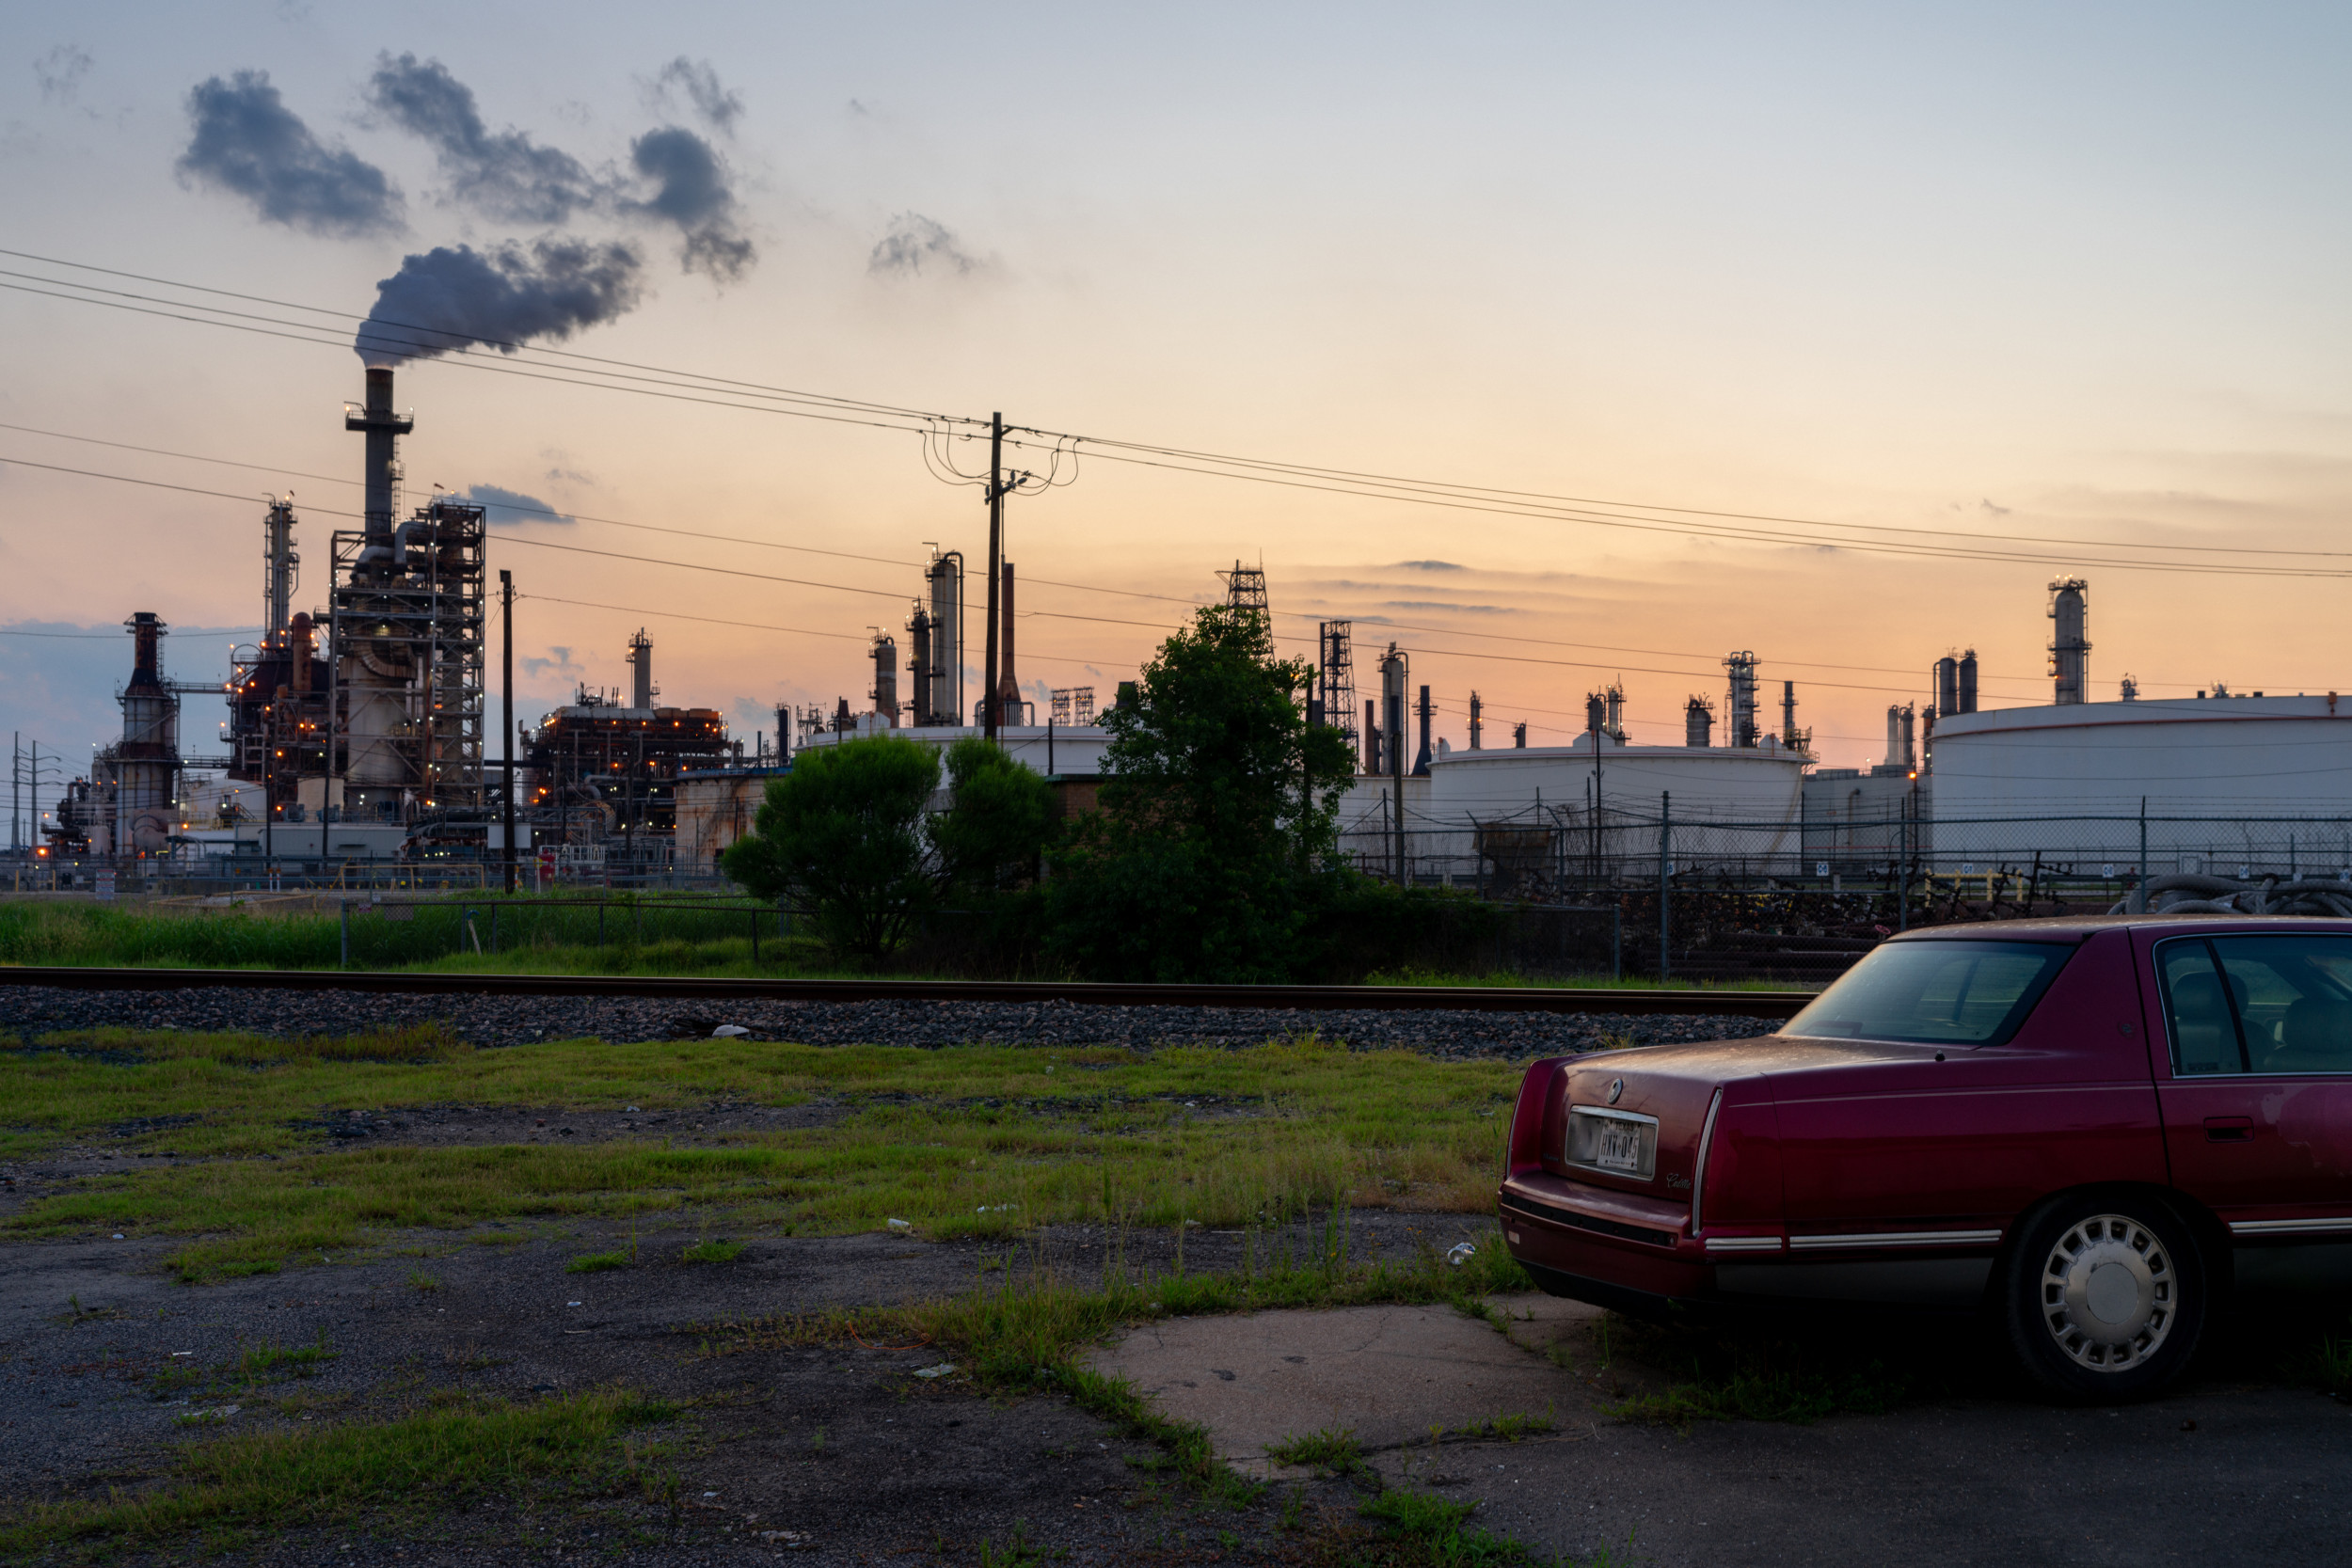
[{"x1": 519, "y1": 630, "x2": 735, "y2": 843}]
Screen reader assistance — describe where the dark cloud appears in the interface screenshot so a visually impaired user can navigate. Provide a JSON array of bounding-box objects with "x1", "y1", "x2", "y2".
[
  {"x1": 869, "y1": 213, "x2": 977, "y2": 277},
  {"x1": 1394, "y1": 560, "x2": 1466, "y2": 571},
  {"x1": 520, "y1": 645, "x2": 584, "y2": 682},
  {"x1": 1379, "y1": 601, "x2": 1512, "y2": 614},
  {"x1": 356, "y1": 239, "x2": 644, "y2": 366},
  {"x1": 627, "y1": 127, "x2": 755, "y2": 281},
  {"x1": 34, "y1": 44, "x2": 92, "y2": 105},
  {"x1": 367, "y1": 53, "x2": 598, "y2": 225},
  {"x1": 648, "y1": 57, "x2": 742, "y2": 135},
  {"x1": 453, "y1": 483, "x2": 571, "y2": 525},
  {"x1": 177, "y1": 71, "x2": 405, "y2": 239}
]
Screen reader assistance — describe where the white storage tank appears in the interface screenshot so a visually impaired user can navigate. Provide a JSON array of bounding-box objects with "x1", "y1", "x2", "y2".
[
  {"x1": 1338, "y1": 735, "x2": 1809, "y2": 879},
  {"x1": 1929, "y1": 693, "x2": 2352, "y2": 869}
]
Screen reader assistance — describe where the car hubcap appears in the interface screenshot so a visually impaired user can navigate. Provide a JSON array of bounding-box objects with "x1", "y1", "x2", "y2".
[{"x1": 2039, "y1": 1214, "x2": 2175, "y2": 1371}]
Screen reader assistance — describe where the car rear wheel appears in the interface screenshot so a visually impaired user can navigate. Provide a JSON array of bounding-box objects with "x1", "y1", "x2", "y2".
[{"x1": 2000, "y1": 1194, "x2": 2205, "y2": 1402}]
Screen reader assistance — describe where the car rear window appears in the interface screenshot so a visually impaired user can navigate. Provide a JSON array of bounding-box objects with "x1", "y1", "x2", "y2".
[
  {"x1": 2157, "y1": 934, "x2": 2352, "y2": 1075},
  {"x1": 1783, "y1": 940, "x2": 2074, "y2": 1046}
]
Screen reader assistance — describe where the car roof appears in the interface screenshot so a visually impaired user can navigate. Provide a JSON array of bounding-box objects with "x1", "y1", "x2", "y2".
[{"x1": 1885, "y1": 913, "x2": 2352, "y2": 943}]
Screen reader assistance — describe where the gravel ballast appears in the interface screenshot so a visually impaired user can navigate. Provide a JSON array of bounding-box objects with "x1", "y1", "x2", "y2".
[{"x1": 0, "y1": 983, "x2": 1778, "y2": 1057}]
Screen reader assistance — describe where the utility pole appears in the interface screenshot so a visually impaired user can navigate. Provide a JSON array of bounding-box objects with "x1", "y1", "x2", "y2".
[
  {"x1": 982, "y1": 412, "x2": 1005, "y2": 740},
  {"x1": 501, "y1": 570, "x2": 516, "y2": 895}
]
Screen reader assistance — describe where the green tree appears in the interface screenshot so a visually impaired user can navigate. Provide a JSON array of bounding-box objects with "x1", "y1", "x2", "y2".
[
  {"x1": 930, "y1": 736, "x2": 1057, "y2": 898},
  {"x1": 1048, "y1": 604, "x2": 1358, "y2": 980},
  {"x1": 721, "y1": 735, "x2": 940, "y2": 958}
]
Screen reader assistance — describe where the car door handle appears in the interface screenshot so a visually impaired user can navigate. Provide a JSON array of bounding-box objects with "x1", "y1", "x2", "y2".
[{"x1": 2203, "y1": 1117, "x2": 2254, "y2": 1143}]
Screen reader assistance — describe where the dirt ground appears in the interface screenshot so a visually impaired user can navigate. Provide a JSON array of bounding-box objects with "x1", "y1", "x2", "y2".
[{"x1": 0, "y1": 1212, "x2": 1486, "y2": 1566}]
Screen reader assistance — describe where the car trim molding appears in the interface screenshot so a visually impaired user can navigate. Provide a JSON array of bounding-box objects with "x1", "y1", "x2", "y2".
[
  {"x1": 2229, "y1": 1216, "x2": 2352, "y2": 1236},
  {"x1": 1787, "y1": 1228, "x2": 2002, "y2": 1251},
  {"x1": 1702, "y1": 1234, "x2": 1784, "y2": 1253},
  {"x1": 1498, "y1": 1193, "x2": 1678, "y2": 1250},
  {"x1": 1688, "y1": 1086, "x2": 1725, "y2": 1236}
]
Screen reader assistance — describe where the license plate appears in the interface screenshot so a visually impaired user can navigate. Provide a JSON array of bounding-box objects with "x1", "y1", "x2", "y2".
[
  {"x1": 1566, "y1": 1106, "x2": 1659, "y2": 1180},
  {"x1": 1595, "y1": 1121, "x2": 1643, "y2": 1171}
]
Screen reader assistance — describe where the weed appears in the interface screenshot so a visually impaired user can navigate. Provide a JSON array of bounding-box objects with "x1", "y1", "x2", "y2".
[
  {"x1": 1448, "y1": 1408, "x2": 1553, "y2": 1443},
  {"x1": 1350, "y1": 1487, "x2": 1554, "y2": 1566},
  {"x1": 680, "y1": 1239, "x2": 745, "y2": 1265},
  {"x1": 977, "y1": 1520, "x2": 1057, "y2": 1566},
  {"x1": 565, "y1": 1251, "x2": 630, "y2": 1275},
  {"x1": 1264, "y1": 1425, "x2": 1363, "y2": 1475},
  {"x1": 405, "y1": 1269, "x2": 439, "y2": 1292}
]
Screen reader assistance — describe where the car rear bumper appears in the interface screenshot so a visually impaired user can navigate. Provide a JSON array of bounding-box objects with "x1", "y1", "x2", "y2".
[{"x1": 1499, "y1": 1175, "x2": 2003, "y2": 1311}]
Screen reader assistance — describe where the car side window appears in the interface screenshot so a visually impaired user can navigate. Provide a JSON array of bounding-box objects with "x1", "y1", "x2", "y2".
[
  {"x1": 2157, "y1": 941, "x2": 2247, "y2": 1075},
  {"x1": 2209, "y1": 936, "x2": 2352, "y2": 1075}
]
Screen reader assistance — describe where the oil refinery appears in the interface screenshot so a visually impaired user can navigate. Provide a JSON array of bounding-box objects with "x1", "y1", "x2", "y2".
[{"x1": 10, "y1": 368, "x2": 2352, "y2": 895}]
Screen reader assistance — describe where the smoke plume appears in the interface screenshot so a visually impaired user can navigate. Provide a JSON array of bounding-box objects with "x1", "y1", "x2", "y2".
[
  {"x1": 869, "y1": 213, "x2": 978, "y2": 277},
  {"x1": 366, "y1": 53, "x2": 598, "y2": 225},
  {"x1": 453, "y1": 483, "x2": 573, "y2": 525},
  {"x1": 357, "y1": 239, "x2": 644, "y2": 366},
  {"x1": 628, "y1": 127, "x2": 755, "y2": 281},
  {"x1": 647, "y1": 57, "x2": 742, "y2": 135},
  {"x1": 178, "y1": 71, "x2": 405, "y2": 239}
]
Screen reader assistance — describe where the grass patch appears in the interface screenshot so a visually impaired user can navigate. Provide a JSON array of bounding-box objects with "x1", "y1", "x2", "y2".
[
  {"x1": 3, "y1": 1035, "x2": 1526, "y2": 1279},
  {"x1": 564, "y1": 1250, "x2": 630, "y2": 1274},
  {"x1": 0, "y1": 1388, "x2": 677, "y2": 1558},
  {"x1": 1347, "y1": 1487, "x2": 1565, "y2": 1566},
  {"x1": 1264, "y1": 1425, "x2": 1362, "y2": 1474},
  {"x1": 679, "y1": 1239, "x2": 744, "y2": 1264}
]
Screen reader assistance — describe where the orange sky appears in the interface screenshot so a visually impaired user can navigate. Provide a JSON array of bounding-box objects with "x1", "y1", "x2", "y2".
[{"x1": 6, "y1": 5, "x2": 2351, "y2": 767}]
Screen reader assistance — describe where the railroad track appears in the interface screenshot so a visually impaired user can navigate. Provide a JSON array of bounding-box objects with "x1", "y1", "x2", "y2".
[{"x1": 0, "y1": 965, "x2": 1813, "y2": 1018}]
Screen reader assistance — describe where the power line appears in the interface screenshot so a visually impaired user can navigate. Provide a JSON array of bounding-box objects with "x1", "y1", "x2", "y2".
[{"x1": 11, "y1": 250, "x2": 2352, "y2": 579}]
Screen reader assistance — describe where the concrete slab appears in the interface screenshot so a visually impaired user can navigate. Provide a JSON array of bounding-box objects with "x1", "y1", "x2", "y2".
[{"x1": 1086, "y1": 1293, "x2": 1607, "y2": 1473}]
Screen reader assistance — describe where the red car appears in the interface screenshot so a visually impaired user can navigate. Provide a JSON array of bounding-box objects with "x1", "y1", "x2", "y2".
[{"x1": 1500, "y1": 916, "x2": 2352, "y2": 1400}]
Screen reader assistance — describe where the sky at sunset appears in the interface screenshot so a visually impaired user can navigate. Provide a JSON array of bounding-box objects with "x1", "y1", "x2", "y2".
[{"x1": 5, "y1": 3, "x2": 2351, "y2": 775}]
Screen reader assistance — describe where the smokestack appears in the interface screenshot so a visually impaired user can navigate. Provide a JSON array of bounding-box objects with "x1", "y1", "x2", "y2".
[
  {"x1": 1513, "y1": 722, "x2": 1527, "y2": 748},
  {"x1": 1685, "y1": 695, "x2": 1712, "y2": 747},
  {"x1": 264, "y1": 499, "x2": 297, "y2": 641},
  {"x1": 1468, "y1": 691, "x2": 1483, "y2": 751},
  {"x1": 1780, "y1": 681, "x2": 1799, "y2": 751},
  {"x1": 344, "y1": 367, "x2": 415, "y2": 549},
  {"x1": 871, "y1": 631, "x2": 898, "y2": 725},
  {"x1": 127, "y1": 610, "x2": 165, "y2": 691},
  {"x1": 1935, "y1": 655, "x2": 1959, "y2": 719},
  {"x1": 996, "y1": 562, "x2": 1020, "y2": 723},
  {"x1": 1413, "y1": 684, "x2": 1433, "y2": 775},
  {"x1": 1959, "y1": 648, "x2": 1979, "y2": 713},
  {"x1": 1885, "y1": 705, "x2": 1901, "y2": 768},
  {"x1": 1899, "y1": 705, "x2": 1916, "y2": 769},
  {"x1": 1364, "y1": 699, "x2": 1380, "y2": 772},
  {"x1": 627, "y1": 629, "x2": 654, "y2": 711}
]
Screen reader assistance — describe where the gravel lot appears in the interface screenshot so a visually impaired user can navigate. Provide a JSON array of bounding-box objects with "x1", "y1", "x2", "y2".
[{"x1": 0, "y1": 984, "x2": 1780, "y2": 1057}]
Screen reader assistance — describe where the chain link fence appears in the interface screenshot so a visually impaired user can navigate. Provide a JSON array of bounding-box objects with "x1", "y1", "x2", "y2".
[{"x1": 1340, "y1": 806, "x2": 2352, "y2": 985}]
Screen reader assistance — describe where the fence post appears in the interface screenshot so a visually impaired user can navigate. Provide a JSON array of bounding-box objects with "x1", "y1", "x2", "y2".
[
  {"x1": 2135, "y1": 798, "x2": 2148, "y2": 912},
  {"x1": 1898, "y1": 808, "x2": 1909, "y2": 931},
  {"x1": 1658, "y1": 791, "x2": 1671, "y2": 981}
]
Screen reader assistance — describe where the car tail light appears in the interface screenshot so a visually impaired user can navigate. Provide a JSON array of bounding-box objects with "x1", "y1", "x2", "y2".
[
  {"x1": 1688, "y1": 1086, "x2": 1724, "y2": 1235},
  {"x1": 1504, "y1": 1058, "x2": 1569, "y2": 1180}
]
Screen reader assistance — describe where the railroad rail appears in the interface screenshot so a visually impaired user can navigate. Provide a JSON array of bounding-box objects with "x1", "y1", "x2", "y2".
[{"x1": 0, "y1": 966, "x2": 1814, "y2": 1018}]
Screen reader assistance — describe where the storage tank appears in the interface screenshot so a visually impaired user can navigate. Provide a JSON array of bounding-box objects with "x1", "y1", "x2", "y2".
[{"x1": 1931, "y1": 694, "x2": 2352, "y2": 866}]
